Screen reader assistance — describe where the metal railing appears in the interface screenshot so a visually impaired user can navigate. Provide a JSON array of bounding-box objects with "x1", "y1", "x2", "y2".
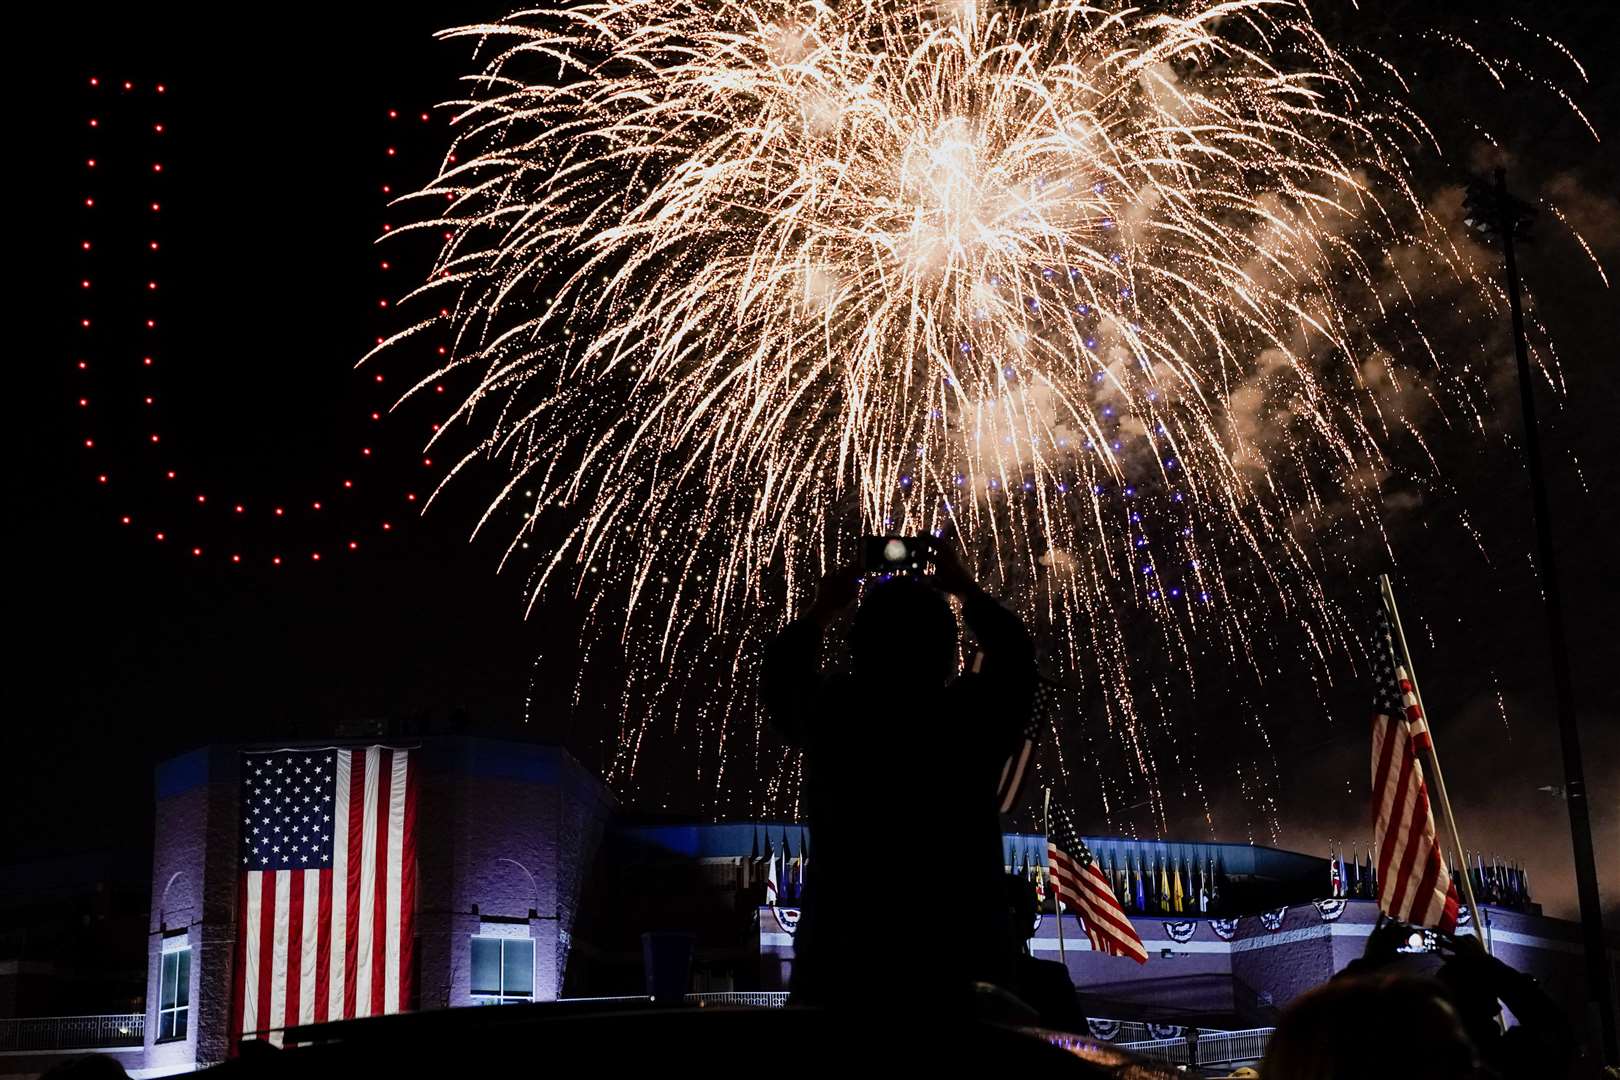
[
  {"x1": 1115, "y1": 1027, "x2": 1273, "y2": 1067},
  {"x1": 0, "y1": 1014, "x2": 145, "y2": 1054},
  {"x1": 686, "y1": 991, "x2": 789, "y2": 1008}
]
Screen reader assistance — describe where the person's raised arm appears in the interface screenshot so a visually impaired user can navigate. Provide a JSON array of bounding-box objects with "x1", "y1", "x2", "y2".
[
  {"x1": 931, "y1": 543, "x2": 1036, "y2": 740},
  {"x1": 762, "y1": 564, "x2": 861, "y2": 747}
]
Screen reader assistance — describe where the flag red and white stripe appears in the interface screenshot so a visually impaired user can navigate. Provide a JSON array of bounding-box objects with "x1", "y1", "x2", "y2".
[
  {"x1": 1371, "y1": 613, "x2": 1458, "y2": 932},
  {"x1": 230, "y1": 747, "x2": 417, "y2": 1049},
  {"x1": 1046, "y1": 809, "x2": 1148, "y2": 964}
]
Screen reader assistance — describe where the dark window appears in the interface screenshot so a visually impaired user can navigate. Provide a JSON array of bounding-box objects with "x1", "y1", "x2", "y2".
[
  {"x1": 158, "y1": 948, "x2": 190, "y2": 1042},
  {"x1": 470, "y1": 936, "x2": 533, "y2": 1003}
]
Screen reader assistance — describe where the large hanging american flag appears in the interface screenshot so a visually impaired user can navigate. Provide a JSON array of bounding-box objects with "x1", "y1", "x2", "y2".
[
  {"x1": 1371, "y1": 610, "x2": 1458, "y2": 932},
  {"x1": 230, "y1": 747, "x2": 418, "y2": 1049},
  {"x1": 1046, "y1": 806, "x2": 1148, "y2": 964}
]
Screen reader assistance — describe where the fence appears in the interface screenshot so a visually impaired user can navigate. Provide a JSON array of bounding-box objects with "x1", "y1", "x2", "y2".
[
  {"x1": 0, "y1": 1014, "x2": 145, "y2": 1054},
  {"x1": 1114, "y1": 1027, "x2": 1274, "y2": 1068}
]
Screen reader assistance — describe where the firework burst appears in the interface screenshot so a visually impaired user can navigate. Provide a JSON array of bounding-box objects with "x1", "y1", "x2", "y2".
[{"x1": 375, "y1": 0, "x2": 1526, "y2": 821}]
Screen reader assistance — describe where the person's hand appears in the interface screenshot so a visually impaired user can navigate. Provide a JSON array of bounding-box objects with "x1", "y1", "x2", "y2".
[
  {"x1": 1435, "y1": 928, "x2": 1490, "y2": 970},
  {"x1": 929, "y1": 539, "x2": 978, "y2": 598},
  {"x1": 1362, "y1": 915, "x2": 1411, "y2": 966},
  {"x1": 807, "y1": 564, "x2": 862, "y2": 627}
]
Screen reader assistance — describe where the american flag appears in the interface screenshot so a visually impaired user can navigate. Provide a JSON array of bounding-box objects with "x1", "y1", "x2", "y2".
[
  {"x1": 231, "y1": 747, "x2": 418, "y2": 1048},
  {"x1": 997, "y1": 673, "x2": 1054, "y2": 813},
  {"x1": 1371, "y1": 610, "x2": 1459, "y2": 932},
  {"x1": 1046, "y1": 807, "x2": 1148, "y2": 964}
]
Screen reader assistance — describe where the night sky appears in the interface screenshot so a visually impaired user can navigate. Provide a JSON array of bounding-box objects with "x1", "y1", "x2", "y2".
[{"x1": 9, "y1": 4, "x2": 1619, "y2": 925}]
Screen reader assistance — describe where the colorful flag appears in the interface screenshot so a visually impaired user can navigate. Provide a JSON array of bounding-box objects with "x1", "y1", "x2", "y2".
[
  {"x1": 1157, "y1": 860, "x2": 1171, "y2": 913},
  {"x1": 1133, "y1": 857, "x2": 1146, "y2": 912},
  {"x1": 1171, "y1": 857, "x2": 1185, "y2": 913},
  {"x1": 763, "y1": 833, "x2": 778, "y2": 906},
  {"x1": 1046, "y1": 807, "x2": 1147, "y2": 964},
  {"x1": 781, "y1": 829, "x2": 794, "y2": 901},
  {"x1": 1371, "y1": 609, "x2": 1459, "y2": 932},
  {"x1": 231, "y1": 747, "x2": 417, "y2": 1049}
]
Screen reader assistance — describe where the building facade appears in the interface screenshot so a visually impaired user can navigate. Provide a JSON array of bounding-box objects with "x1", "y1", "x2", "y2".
[{"x1": 2, "y1": 737, "x2": 1608, "y2": 1078}]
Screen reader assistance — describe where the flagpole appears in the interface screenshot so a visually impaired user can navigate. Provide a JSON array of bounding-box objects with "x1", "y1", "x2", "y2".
[
  {"x1": 1380, "y1": 574, "x2": 1490, "y2": 952},
  {"x1": 1045, "y1": 787, "x2": 1066, "y2": 965}
]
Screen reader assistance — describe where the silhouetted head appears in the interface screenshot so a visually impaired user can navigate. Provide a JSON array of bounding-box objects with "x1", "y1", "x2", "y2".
[
  {"x1": 850, "y1": 576, "x2": 958, "y2": 684},
  {"x1": 1004, "y1": 873, "x2": 1038, "y2": 946},
  {"x1": 1261, "y1": 974, "x2": 1482, "y2": 1080}
]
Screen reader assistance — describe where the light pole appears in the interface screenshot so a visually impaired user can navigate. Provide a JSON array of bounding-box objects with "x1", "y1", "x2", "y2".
[{"x1": 1463, "y1": 166, "x2": 1616, "y2": 1065}]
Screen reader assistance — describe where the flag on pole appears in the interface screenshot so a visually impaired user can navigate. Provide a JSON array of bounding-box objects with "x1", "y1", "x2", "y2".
[
  {"x1": 1372, "y1": 609, "x2": 1459, "y2": 932},
  {"x1": 1133, "y1": 857, "x2": 1146, "y2": 912},
  {"x1": 231, "y1": 747, "x2": 417, "y2": 1050},
  {"x1": 1046, "y1": 807, "x2": 1147, "y2": 964},
  {"x1": 1171, "y1": 857, "x2": 1185, "y2": 913},
  {"x1": 994, "y1": 669, "x2": 1054, "y2": 814},
  {"x1": 763, "y1": 833, "x2": 778, "y2": 906},
  {"x1": 1157, "y1": 860, "x2": 1171, "y2": 913}
]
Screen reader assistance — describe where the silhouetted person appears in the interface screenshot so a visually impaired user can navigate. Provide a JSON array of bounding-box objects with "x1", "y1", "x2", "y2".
[
  {"x1": 1340, "y1": 917, "x2": 1575, "y2": 1079},
  {"x1": 764, "y1": 544, "x2": 1035, "y2": 1009},
  {"x1": 1002, "y1": 873, "x2": 1082, "y2": 1030},
  {"x1": 1261, "y1": 973, "x2": 1484, "y2": 1079}
]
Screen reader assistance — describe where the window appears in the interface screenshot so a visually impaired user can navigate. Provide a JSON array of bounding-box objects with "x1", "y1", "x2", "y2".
[
  {"x1": 470, "y1": 936, "x2": 533, "y2": 1003},
  {"x1": 158, "y1": 947, "x2": 190, "y2": 1042}
]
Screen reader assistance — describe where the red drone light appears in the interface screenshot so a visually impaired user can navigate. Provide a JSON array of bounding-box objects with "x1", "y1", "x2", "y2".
[
  {"x1": 312, "y1": 501, "x2": 323, "y2": 511},
  {"x1": 348, "y1": 541, "x2": 358, "y2": 551},
  {"x1": 143, "y1": 357, "x2": 153, "y2": 366},
  {"x1": 81, "y1": 241, "x2": 91, "y2": 250},
  {"x1": 380, "y1": 261, "x2": 390, "y2": 270},
  {"x1": 149, "y1": 241, "x2": 160, "y2": 251},
  {"x1": 152, "y1": 162, "x2": 163, "y2": 173},
  {"x1": 150, "y1": 202, "x2": 160, "y2": 212},
  {"x1": 274, "y1": 507, "x2": 284, "y2": 516},
  {"x1": 86, "y1": 159, "x2": 96, "y2": 168},
  {"x1": 311, "y1": 552, "x2": 321, "y2": 561},
  {"x1": 235, "y1": 505, "x2": 244, "y2": 514},
  {"x1": 89, "y1": 77, "x2": 99, "y2": 87},
  {"x1": 343, "y1": 480, "x2": 353, "y2": 489},
  {"x1": 97, "y1": 474, "x2": 108, "y2": 484},
  {"x1": 123, "y1": 80, "x2": 133, "y2": 91},
  {"x1": 155, "y1": 531, "x2": 165, "y2": 541},
  {"x1": 165, "y1": 470, "x2": 176, "y2": 479},
  {"x1": 273, "y1": 556, "x2": 282, "y2": 566},
  {"x1": 77, "y1": 361, "x2": 88, "y2": 370},
  {"x1": 195, "y1": 494, "x2": 206, "y2": 504},
  {"x1": 80, "y1": 318, "x2": 91, "y2": 328},
  {"x1": 156, "y1": 84, "x2": 166, "y2": 93},
  {"x1": 154, "y1": 123, "x2": 164, "y2": 134},
  {"x1": 150, "y1": 433, "x2": 160, "y2": 443},
  {"x1": 382, "y1": 522, "x2": 392, "y2": 531},
  {"x1": 120, "y1": 516, "x2": 131, "y2": 525},
  {"x1": 84, "y1": 438, "x2": 94, "y2": 448},
  {"x1": 386, "y1": 147, "x2": 396, "y2": 157},
  {"x1": 388, "y1": 109, "x2": 398, "y2": 119},
  {"x1": 84, "y1": 198, "x2": 94, "y2": 207},
  {"x1": 232, "y1": 554, "x2": 241, "y2": 564},
  {"x1": 192, "y1": 547, "x2": 202, "y2": 557}
]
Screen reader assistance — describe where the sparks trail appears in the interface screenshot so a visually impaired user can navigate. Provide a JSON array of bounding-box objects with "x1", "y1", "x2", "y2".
[{"x1": 370, "y1": 1, "x2": 1587, "y2": 820}]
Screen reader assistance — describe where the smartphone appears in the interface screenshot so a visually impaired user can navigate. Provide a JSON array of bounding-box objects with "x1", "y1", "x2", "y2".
[{"x1": 862, "y1": 535, "x2": 934, "y2": 575}]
